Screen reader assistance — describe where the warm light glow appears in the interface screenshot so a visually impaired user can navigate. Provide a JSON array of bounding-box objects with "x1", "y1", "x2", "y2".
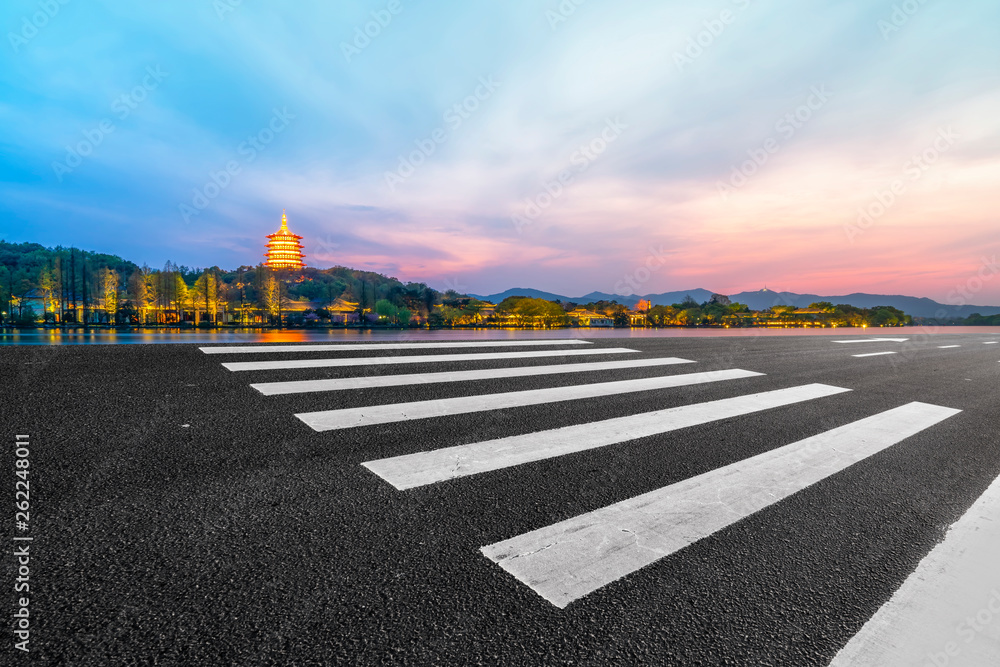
[{"x1": 264, "y1": 210, "x2": 306, "y2": 270}]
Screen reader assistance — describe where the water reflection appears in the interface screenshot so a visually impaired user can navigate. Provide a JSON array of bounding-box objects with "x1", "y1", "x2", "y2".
[{"x1": 1, "y1": 326, "x2": 998, "y2": 346}]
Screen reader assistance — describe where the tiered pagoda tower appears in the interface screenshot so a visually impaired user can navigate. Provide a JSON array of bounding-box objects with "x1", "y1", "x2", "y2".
[{"x1": 264, "y1": 210, "x2": 306, "y2": 270}]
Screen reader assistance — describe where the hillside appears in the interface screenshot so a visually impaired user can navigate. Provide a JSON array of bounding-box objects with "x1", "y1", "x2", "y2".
[{"x1": 470, "y1": 286, "x2": 1000, "y2": 319}]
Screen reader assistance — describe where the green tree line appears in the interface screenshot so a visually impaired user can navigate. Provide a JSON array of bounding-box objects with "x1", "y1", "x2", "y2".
[{"x1": 0, "y1": 240, "x2": 442, "y2": 326}]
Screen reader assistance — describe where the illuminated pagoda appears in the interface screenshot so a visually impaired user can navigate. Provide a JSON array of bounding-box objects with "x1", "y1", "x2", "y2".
[{"x1": 264, "y1": 210, "x2": 306, "y2": 270}]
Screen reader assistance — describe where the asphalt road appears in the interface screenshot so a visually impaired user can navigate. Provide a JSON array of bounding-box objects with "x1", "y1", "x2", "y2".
[{"x1": 2, "y1": 332, "x2": 999, "y2": 665}]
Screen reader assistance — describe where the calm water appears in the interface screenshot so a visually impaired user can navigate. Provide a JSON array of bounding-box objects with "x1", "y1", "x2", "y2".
[{"x1": 2, "y1": 326, "x2": 998, "y2": 345}]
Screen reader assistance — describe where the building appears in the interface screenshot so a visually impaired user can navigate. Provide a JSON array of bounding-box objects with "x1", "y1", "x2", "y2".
[
  {"x1": 569, "y1": 308, "x2": 614, "y2": 327},
  {"x1": 327, "y1": 297, "x2": 360, "y2": 324},
  {"x1": 264, "y1": 211, "x2": 306, "y2": 270}
]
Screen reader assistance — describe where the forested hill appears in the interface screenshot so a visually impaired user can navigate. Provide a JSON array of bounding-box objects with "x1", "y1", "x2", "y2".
[{"x1": 0, "y1": 239, "x2": 443, "y2": 317}]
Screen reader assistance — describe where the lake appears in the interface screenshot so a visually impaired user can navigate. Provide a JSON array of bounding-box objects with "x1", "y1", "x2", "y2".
[{"x1": 2, "y1": 326, "x2": 998, "y2": 345}]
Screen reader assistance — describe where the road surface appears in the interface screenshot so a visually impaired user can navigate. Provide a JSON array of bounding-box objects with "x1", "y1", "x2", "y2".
[{"x1": 2, "y1": 332, "x2": 999, "y2": 664}]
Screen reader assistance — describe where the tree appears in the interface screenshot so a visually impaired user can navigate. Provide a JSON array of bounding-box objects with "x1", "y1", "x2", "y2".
[
  {"x1": 612, "y1": 305, "x2": 630, "y2": 327},
  {"x1": 0, "y1": 265, "x2": 10, "y2": 324},
  {"x1": 100, "y1": 268, "x2": 120, "y2": 323},
  {"x1": 81, "y1": 254, "x2": 90, "y2": 324},
  {"x1": 676, "y1": 295, "x2": 699, "y2": 309},
  {"x1": 18, "y1": 305, "x2": 37, "y2": 326},
  {"x1": 495, "y1": 297, "x2": 568, "y2": 327},
  {"x1": 174, "y1": 273, "x2": 190, "y2": 321},
  {"x1": 38, "y1": 266, "x2": 59, "y2": 319},
  {"x1": 260, "y1": 270, "x2": 280, "y2": 322},
  {"x1": 699, "y1": 301, "x2": 729, "y2": 323},
  {"x1": 194, "y1": 269, "x2": 220, "y2": 324},
  {"x1": 129, "y1": 265, "x2": 156, "y2": 324},
  {"x1": 143, "y1": 267, "x2": 158, "y2": 322},
  {"x1": 375, "y1": 299, "x2": 398, "y2": 323},
  {"x1": 647, "y1": 304, "x2": 678, "y2": 326},
  {"x1": 69, "y1": 248, "x2": 77, "y2": 314}
]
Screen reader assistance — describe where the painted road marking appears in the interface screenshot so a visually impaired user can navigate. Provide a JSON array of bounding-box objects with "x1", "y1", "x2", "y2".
[
  {"x1": 251, "y1": 357, "x2": 695, "y2": 395},
  {"x1": 852, "y1": 352, "x2": 897, "y2": 358},
  {"x1": 830, "y1": 472, "x2": 1000, "y2": 667},
  {"x1": 938, "y1": 345, "x2": 961, "y2": 349},
  {"x1": 363, "y1": 383, "x2": 846, "y2": 490},
  {"x1": 833, "y1": 338, "x2": 909, "y2": 344},
  {"x1": 480, "y1": 402, "x2": 960, "y2": 608},
  {"x1": 984, "y1": 341, "x2": 998, "y2": 344},
  {"x1": 200, "y1": 340, "x2": 592, "y2": 354},
  {"x1": 300, "y1": 369, "x2": 765, "y2": 432},
  {"x1": 222, "y1": 347, "x2": 637, "y2": 372}
]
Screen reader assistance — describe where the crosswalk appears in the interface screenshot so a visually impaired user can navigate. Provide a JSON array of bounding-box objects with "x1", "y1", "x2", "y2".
[
  {"x1": 199, "y1": 339, "x2": 594, "y2": 354},
  {"x1": 201, "y1": 338, "x2": 969, "y2": 645},
  {"x1": 364, "y1": 383, "x2": 848, "y2": 489},
  {"x1": 250, "y1": 357, "x2": 695, "y2": 395},
  {"x1": 297, "y1": 369, "x2": 764, "y2": 431},
  {"x1": 481, "y1": 401, "x2": 960, "y2": 608},
  {"x1": 219, "y1": 347, "x2": 636, "y2": 371}
]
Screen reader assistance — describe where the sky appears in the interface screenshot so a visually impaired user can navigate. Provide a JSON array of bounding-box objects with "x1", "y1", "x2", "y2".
[{"x1": 1, "y1": 1, "x2": 999, "y2": 303}]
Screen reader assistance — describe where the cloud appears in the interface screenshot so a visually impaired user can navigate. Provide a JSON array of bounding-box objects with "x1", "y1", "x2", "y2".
[{"x1": 1, "y1": 0, "x2": 999, "y2": 302}]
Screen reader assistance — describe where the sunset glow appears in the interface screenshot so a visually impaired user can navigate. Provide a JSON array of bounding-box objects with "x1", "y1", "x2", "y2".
[{"x1": 2, "y1": 1, "x2": 998, "y2": 303}]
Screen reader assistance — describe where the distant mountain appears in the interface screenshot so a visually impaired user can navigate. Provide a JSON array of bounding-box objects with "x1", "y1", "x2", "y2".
[
  {"x1": 728, "y1": 290, "x2": 1000, "y2": 318},
  {"x1": 468, "y1": 288, "x2": 714, "y2": 308},
  {"x1": 468, "y1": 286, "x2": 1000, "y2": 319},
  {"x1": 467, "y1": 287, "x2": 579, "y2": 303}
]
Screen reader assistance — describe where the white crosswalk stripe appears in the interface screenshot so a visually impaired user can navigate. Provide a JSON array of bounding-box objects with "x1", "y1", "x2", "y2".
[
  {"x1": 298, "y1": 369, "x2": 765, "y2": 432},
  {"x1": 480, "y1": 402, "x2": 961, "y2": 608},
  {"x1": 222, "y1": 347, "x2": 638, "y2": 371},
  {"x1": 833, "y1": 338, "x2": 909, "y2": 343},
  {"x1": 829, "y1": 471, "x2": 1000, "y2": 667},
  {"x1": 200, "y1": 339, "x2": 592, "y2": 354},
  {"x1": 363, "y1": 383, "x2": 846, "y2": 489},
  {"x1": 250, "y1": 357, "x2": 694, "y2": 395},
  {"x1": 852, "y1": 351, "x2": 897, "y2": 357}
]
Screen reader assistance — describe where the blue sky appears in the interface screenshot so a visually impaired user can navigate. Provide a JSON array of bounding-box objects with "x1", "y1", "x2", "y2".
[{"x1": 2, "y1": 0, "x2": 999, "y2": 301}]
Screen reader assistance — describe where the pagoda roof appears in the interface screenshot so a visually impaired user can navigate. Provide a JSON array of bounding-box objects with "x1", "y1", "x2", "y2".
[{"x1": 267, "y1": 211, "x2": 303, "y2": 239}]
